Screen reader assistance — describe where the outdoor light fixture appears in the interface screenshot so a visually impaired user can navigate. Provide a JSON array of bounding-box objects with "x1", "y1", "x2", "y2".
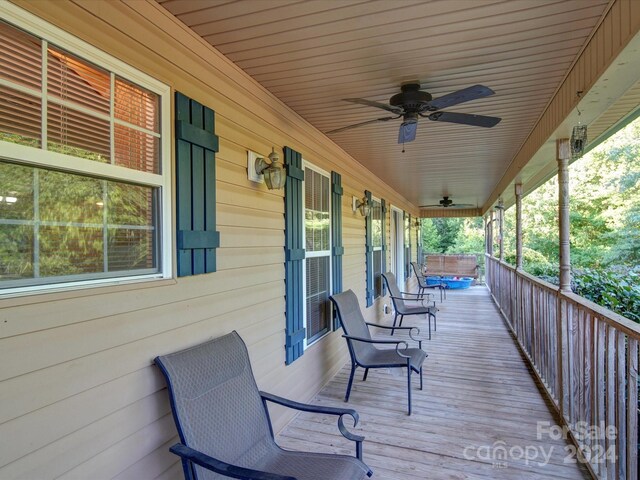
[
  {"x1": 571, "y1": 124, "x2": 587, "y2": 158},
  {"x1": 571, "y1": 90, "x2": 587, "y2": 159},
  {"x1": 254, "y1": 148, "x2": 286, "y2": 190},
  {"x1": 353, "y1": 196, "x2": 370, "y2": 217}
]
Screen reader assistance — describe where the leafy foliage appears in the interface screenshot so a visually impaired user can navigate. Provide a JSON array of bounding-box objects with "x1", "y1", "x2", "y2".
[
  {"x1": 424, "y1": 118, "x2": 640, "y2": 322},
  {"x1": 573, "y1": 267, "x2": 640, "y2": 323}
]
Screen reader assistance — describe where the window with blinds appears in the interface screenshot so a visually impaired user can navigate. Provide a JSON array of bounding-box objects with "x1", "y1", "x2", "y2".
[
  {"x1": 0, "y1": 17, "x2": 169, "y2": 292},
  {"x1": 405, "y1": 213, "x2": 411, "y2": 279},
  {"x1": 303, "y1": 166, "x2": 331, "y2": 345},
  {"x1": 371, "y1": 198, "x2": 383, "y2": 298}
]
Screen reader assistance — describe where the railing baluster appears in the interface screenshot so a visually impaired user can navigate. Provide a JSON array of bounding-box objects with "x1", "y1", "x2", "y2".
[
  {"x1": 594, "y1": 317, "x2": 604, "y2": 476},
  {"x1": 584, "y1": 312, "x2": 593, "y2": 462},
  {"x1": 617, "y1": 330, "x2": 627, "y2": 479},
  {"x1": 605, "y1": 324, "x2": 616, "y2": 480},
  {"x1": 627, "y1": 338, "x2": 638, "y2": 479}
]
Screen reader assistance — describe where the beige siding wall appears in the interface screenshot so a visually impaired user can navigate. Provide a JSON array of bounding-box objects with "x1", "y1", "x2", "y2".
[
  {"x1": 0, "y1": 1, "x2": 419, "y2": 478},
  {"x1": 484, "y1": 0, "x2": 640, "y2": 210}
]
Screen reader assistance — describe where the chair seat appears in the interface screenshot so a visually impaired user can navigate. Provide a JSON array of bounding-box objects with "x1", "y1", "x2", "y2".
[
  {"x1": 360, "y1": 347, "x2": 427, "y2": 372},
  {"x1": 398, "y1": 304, "x2": 437, "y2": 316},
  {"x1": 257, "y1": 448, "x2": 371, "y2": 480}
]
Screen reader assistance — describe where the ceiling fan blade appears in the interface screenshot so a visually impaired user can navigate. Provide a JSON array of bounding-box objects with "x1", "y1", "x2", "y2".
[
  {"x1": 427, "y1": 85, "x2": 495, "y2": 110},
  {"x1": 326, "y1": 115, "x2": 400, "y2": 134},
  {"x1": 449, "y1": 203, "x2": 476, "y2": 208},
  {"x1": 343, "y1": 98, "x2": 403, "y2": 114},
  {"x1": 420, "y1": 204, "x2": 446, "y2": 208},
  {"x1": 398, "y1": 122, "x2": 417, "y2": 143},
  {"x1": 428, "y1": 111, "x2": 501, "y2": 128}
]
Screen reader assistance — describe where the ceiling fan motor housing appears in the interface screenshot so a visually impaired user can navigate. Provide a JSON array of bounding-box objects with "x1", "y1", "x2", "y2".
[{"x1": 390, "y1": 83, "x2": 432, "y2": 111}]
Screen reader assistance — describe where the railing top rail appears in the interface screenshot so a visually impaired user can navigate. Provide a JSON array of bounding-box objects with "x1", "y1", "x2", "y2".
[
  {"x1": 515, "y1": 269, "x2": 559, "y2": 293},
  {"x1": 485, "y1": 255, "x2": 559, "y2": 293},
  {"x1": 487, "y1": 254, "x2": 640, "y2": 338},
  {"x1": 561, "y1": 290, "x2": 640, "y2": 338}
]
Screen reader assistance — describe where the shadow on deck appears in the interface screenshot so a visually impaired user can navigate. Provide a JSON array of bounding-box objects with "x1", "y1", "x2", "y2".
[{"x1": 277, "y1": 286, "x2": 590, "y2": 479}]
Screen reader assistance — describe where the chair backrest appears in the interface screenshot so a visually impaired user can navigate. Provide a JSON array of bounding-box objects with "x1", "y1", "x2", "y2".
[
  {"x1": 330, "y1": 290, "x2": 374, "y2": 362},
  {"x1": 381, "y1": 272, "x2": 407, "y2": 311},
  {"x1": 410, "y1": 262, "x2": 427, "y2": 288},
  {"x1": 155, "y1": 332, "x2": 274, "y2": 480}
]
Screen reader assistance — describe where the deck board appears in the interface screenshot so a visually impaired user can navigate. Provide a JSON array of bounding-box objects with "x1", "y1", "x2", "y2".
[{"x1": 277, "y1": 286, "x2": 590, "y2": 479}]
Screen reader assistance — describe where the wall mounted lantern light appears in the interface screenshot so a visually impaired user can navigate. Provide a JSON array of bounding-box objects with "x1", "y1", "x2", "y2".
[
  {"x1": 249, "y1": 148, "x2": 286, "y2": 190},
  {"x1": 352, "y1": 196, "x2": 370, "y2": 217}
]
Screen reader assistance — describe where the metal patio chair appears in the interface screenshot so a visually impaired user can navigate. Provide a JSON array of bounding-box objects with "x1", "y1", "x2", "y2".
[
  {"x1": 381, "y1": 272, "x2": 438, "y2": 340},
  {"x1": 330, "y1": 289, "x2": 427, "y2": 415},
  {"x1": 411, "y1": 261, "x2": 447, "y2": 303},
  {"x1": 155, "y1": 331, "x2": 372, "y2": 480}
]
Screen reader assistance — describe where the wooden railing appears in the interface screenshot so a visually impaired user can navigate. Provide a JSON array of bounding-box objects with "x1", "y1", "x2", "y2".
[{"x1": 486, "y1": 255, "x2": 639, "y2": 479}]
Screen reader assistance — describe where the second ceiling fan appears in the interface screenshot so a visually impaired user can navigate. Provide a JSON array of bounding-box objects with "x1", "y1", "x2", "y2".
[
  {"x1": 420, "y1": 196, "x2": 475, "y2": 209},
  {"x1": 328, "y1": 83, "x2": 501, "y2": 143}
]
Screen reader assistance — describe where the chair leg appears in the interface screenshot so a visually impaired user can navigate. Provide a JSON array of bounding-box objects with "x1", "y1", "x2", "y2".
[
  {"x1": 420, "y1": 366, "x2": 423, "y2": 390},
  {"x1": 428, "y1": 315, "x2": 431, "y2": 340},
  {"x1": 433, "y1": 312, "x2": 437, "y2": 331},
  {"x1": 399, "y1": 314, "x2": 404, "y2": 327},
  {"x1": 391, "y1": 312, "x2": 399, "y2": 335},
  {"x1": 362, "y1": 368, "x2": 369, "y2": 382},
  {"x1": 407, "y1": 367, "x2": 412, "y2": 415},
  {"x1": 345, "y1": 363, "x2": 356, "y2": 402}
]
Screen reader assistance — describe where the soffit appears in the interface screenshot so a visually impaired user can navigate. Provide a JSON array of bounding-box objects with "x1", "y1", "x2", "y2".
[{"x1": 158, "y1": 0, "x2": 610, "y2": 211}]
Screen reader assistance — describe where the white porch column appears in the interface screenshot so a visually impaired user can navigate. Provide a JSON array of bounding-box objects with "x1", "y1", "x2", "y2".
[
  {"x1": 557, "y1": 139, "x2": 571, "y2": 292},
  {"x1": 515, "y1": 184, "x2": 523, "y2": 269}
]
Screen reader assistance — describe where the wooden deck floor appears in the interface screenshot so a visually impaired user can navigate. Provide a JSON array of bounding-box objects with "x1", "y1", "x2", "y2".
[{"x1": 277, "y1": 286, "x2": 590, "y2": 480}]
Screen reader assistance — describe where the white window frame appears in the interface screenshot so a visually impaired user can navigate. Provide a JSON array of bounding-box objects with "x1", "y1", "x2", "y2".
[
  {"x1": 391, "y1": 205, "x2": 405, "y2": 290},
  {"x1": 370, "y1": 195, "x2": 383, "y2": 300},
  {"x1": 0, "y1": 3, "x2": 172, "y2": 297},
  {"x1": 301, "y1": 160, "x2": 332, "y2": 348}
]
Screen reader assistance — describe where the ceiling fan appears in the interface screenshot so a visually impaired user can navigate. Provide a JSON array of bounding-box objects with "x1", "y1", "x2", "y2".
[
  {"x1": 420, "y1": 196, "x2": 476, "y2": 209},
  {"x1": 327, "y1": 83, "x2": 501, "y2": 143}
]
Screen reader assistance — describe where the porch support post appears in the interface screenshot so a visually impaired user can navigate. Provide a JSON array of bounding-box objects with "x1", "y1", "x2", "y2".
[
  {"x1": 556, "y1": 138, "x2": 571, "y2": 422},
  {"x1": 515, "y1": 184, "x2": 523, "y2": 270},
  {"x1": 488, "y1": 210, "x2": 494, "y2": 257},
  {"x1": 557, "y1": 139, "x2": 571, "y2": 292},
  {"x1": 498, "y1": 200, "x2": 504, "y2": 261}
]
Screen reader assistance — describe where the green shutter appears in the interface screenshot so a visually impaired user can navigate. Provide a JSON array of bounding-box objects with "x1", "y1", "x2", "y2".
[
  {"x1": 284, "y1": 147, "x2": 305, "y2": 364},
  {"x1": 364, "y1": 190, "x2": 374, "y2": 307},
  {"x1": 175, "y1": 92, "x2": 220, "y2": 277},
  {"x1": 331, "y1": 172, "x2": 344, "y2": 330}
]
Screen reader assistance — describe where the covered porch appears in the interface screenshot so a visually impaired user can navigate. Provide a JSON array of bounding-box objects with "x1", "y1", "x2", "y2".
[
  {"x1": 278, "y1": 287, "x2": 590, "y2": 479},
  {"x1": 1, "y1": 1, "x2": 639, "y2": 479}
]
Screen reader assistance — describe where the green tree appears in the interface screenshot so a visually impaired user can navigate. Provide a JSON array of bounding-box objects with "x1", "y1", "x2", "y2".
[
  {"x1": 420, "y1": 218, "x2": 441, "y2": 253},
  {"x1": 432, "y1": 217, "x2": 463, "y2": 253}
]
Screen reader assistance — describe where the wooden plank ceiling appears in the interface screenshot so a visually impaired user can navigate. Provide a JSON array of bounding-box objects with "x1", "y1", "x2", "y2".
[{"x1": 158, "y1": 0, "x2": 610, "y2": 211}]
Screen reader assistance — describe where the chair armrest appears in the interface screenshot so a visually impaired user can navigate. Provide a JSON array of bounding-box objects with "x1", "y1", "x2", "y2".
[
  {"x1": 365, "y1": 323, "x2": 423, "y2": 349},
  {"x1": 342, "y1": 335, "x2": 411, "y2": 360},
  {"x1": 399, "y1": 291, "x2": 433, "y2": 298},
  {"x1": 260, "y1": 392, "x2": 365, "y2": 459},
  {"x1": 170, "y1": 443, "x2": 295, "y2": 480},
  {"x1": 389, "y1": 295, "x2": 436, "y2": 308},
  {"x1": 260, "y1": 392, "x2": 360, "y2": 428}
]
